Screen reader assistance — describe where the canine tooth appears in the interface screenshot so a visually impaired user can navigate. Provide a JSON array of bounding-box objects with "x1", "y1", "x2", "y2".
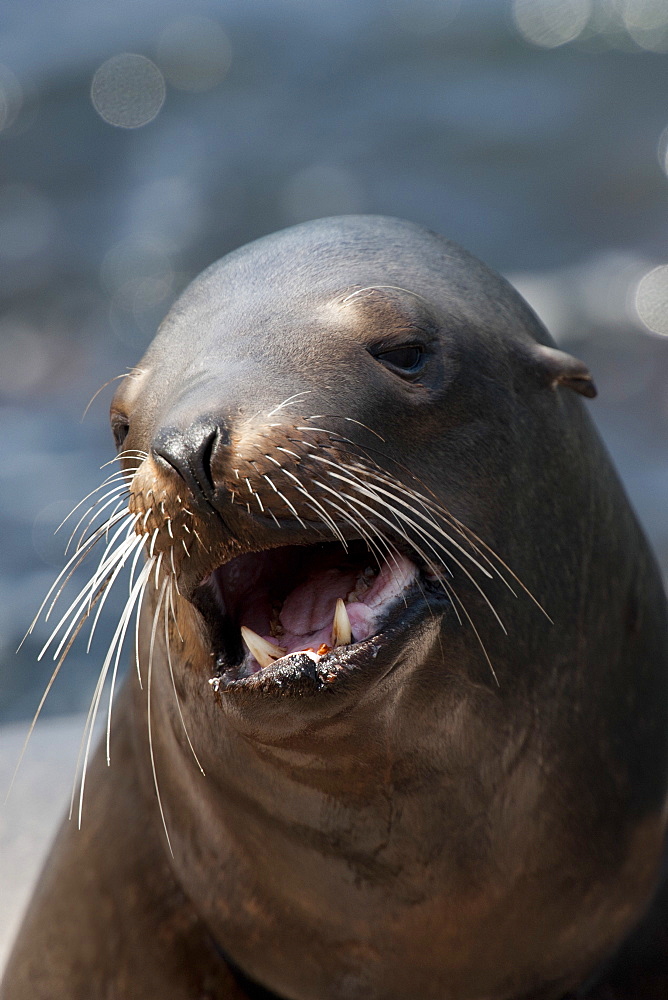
[
  {"x1": 331, "y1": 598, "x2": 352, "y2": 647},
  {"x1": 241, "y1": 626, "x2": 286, "y2": 668}
]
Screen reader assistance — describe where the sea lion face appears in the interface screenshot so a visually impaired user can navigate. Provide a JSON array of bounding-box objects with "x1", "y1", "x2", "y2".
[
  {"x1": 111, "y1": 216, "x2": 592, "y2": 707},
  {"x1": 103, "y1": 217, "x2": 668, "y2": 999}
]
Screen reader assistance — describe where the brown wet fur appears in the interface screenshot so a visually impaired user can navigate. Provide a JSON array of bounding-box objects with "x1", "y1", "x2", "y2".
[{"x1": 3, "y1": 216, "x2": 668, "y2": 999}]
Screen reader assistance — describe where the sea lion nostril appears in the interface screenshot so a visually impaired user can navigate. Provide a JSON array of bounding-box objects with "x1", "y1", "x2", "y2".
[{"x1": 152, "y1": 420, "x2": 222, "y2": 500}]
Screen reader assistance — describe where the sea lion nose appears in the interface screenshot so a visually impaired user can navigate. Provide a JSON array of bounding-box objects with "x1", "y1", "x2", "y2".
[{"x1": 152, "y1": 417, "x2": 229, "y2": 501}]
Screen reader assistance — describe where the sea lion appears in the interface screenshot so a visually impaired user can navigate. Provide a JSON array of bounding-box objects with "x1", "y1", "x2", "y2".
[{"x1": 3, "y1": 215, "x2": 668, "y2": 1000}]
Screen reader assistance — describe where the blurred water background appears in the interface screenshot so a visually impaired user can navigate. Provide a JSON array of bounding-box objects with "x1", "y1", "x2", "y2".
[{"x1": 2, "y1": 0, "x2": 668, "y2": 967}]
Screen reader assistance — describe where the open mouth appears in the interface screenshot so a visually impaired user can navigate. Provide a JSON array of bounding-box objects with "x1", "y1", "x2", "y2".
[{"x1": 191, "y1": 539, "x2": 447, "y2": 691}]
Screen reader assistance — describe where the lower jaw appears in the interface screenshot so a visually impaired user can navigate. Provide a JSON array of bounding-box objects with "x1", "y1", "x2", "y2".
[{"x1": 209, "y1": 592, "x2": 449, "y2": 699}]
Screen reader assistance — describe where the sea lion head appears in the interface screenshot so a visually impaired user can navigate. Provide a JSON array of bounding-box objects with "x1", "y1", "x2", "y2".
[
  {"x1": 102, "y1": 216, "x2": 667, "y2": 999},
  {"x1": 111, "y1": 215, "x2": 596, "y2": 704}
]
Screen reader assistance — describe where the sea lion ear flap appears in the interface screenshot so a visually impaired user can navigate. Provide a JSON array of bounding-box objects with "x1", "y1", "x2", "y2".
[{"x1": 526, "y1": 344, "x2": 597, "y2": 399}]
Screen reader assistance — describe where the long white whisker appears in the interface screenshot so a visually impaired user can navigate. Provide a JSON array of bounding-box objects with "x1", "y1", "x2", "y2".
[
  {"x1": 86, "y1": 526, "x2": 145, "y2": 652},
  {"x1": 346, "y1": 459, "x2": 522, "y2": 598},
  {"x1": 335, "y1": 482, "x2": 508, "y2": 636},
  {"x1": 65, "y1": 486, "x2": 131, "y2": 556},
  {"x1": 147, "y1": 577, "x2": 174, "y2": 856},
  {"x1": 168, "y1": 581, "x2": 184, "y2": 643},
  {"x1": 317, "y1": 458, "x2": 492, "y2": 580},
  {"x1": 41, "y1": 522, "x2": 141, "y2": 663},
  {"x1": 18, "y1": 511, "x2": 128, "y2": 649},
  {"x1": 164, "y1": 584, "x2": 204, "y2": 774},
  {"x1": 5, "y1": 583, "x2": 108, "y2": 805},
  {"x1": 74, "y1": 557, "x2": 155, "y2": 826},
  {"x1": 104, "y1": 548, "x2": 152, "y2": 764},
  {"x1": 55, "y1": 468, "x2": 135, "y2": 536},
  {"x1": 276, "y1": 466, "x2": 348, "y2": 550}
]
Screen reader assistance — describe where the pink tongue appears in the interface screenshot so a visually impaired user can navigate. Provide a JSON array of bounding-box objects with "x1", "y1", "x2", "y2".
[{"x1": 279, "y1": 567, "x2": 358, "y2": 636}]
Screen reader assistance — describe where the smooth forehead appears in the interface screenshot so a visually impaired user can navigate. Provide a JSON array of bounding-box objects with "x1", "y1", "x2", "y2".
[{"x1": 142, "y1": 215, "x2": 551, "y2": 368}]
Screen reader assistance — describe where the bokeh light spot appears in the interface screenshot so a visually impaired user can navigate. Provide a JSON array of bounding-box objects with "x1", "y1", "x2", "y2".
[
  {"x1": 0, "y1": 65, "x2": 23, "y2": 133},
  {"x1": 91, "y1": 54, "x2": 166, "y2": 128},
  {"x1": 157, "y1": 17, "x2": 232, "y2": 92},
  {"x1": 635, "y1": 265, "x2": 668, "y2": 336},
  {"x1": 623, "y1": 0, "x2": 668, "y2": 51},
  {"x1": 512, "y1": 0, "x2": 592, "y2": 48},
  {"x1": 657, "y1": 124, "x2": 668, "y2": 176}
]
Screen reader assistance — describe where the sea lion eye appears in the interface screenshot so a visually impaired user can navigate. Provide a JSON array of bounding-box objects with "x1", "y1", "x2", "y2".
[
  {"x1": 111, "y1": 413, "x2": 130, "y2": 449},
  {"x1": 373, "y1": 344, "x2": 425, "y2": 376}
]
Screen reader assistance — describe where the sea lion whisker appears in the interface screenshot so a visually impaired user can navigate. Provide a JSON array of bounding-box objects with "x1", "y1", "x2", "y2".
[
  {"x1": 149, "y1": 528, "x2": 160, "y2": 559},
  {"x1": 82, "y1": 512, "x2": 143, "y2": 613},
  {"x1": 323, "y1": 465, "x2": 509, "y2": 635},
  {"x1": 445, "y1": 514, "x2": 552, "y2": 623},
  {"x1": 98, "y1": 451, "x2": 147, "y2": 472},
  {"x1": 340, "y1": 442, "x2": 546, "y2": 615},
  {"x1": 317, "y1": 496, "x2": 400, "y2": 583},
  {"x1": 86, "y1": 530, "x2": 147, "y2": 653},
  {"x1": 317, "y1": 459, "x2": 493, "y2": 581},
  {"x1": 37, "y1": 519, "x2": 142, "y2": 661},
  {"x1": 147, "y1": 576, "x2": 175, "y2": 856},
  {"x1": 121, "y1": 532, "x2": 152, "y2": 690},
  {"x1": 74, "y1": 556, "x2": 156, "y2": 821},
  {"x1": 67, "y1": 487, "x2": 132, "y2": 556},
  {"x1": 106, "y1": 549, "x2": 158, "y2": 764},
  {"x1": 164, "y1": 587, "x2": 204, "y2": 775},
  {"x1": 276, "y1": 467, "x2": 349, "y2": 550},
  {"x1": 17, "y1": 522, "x2": 115, "y2": 650},
  {"x1": 45, "y1": 534, "x2": 138, "y2": 664},
  {"x1": 168, "y1": 579, "x2": 184, "y2": 642},
  {"x1": 347, "y1": 460, "x2": 519, "y2": 595},
  {"x1": 260, "y1": 475, "x2": 308, "y2": 531},
  {"x1": 316, "y1": 471, "x2": 424, "y2": 584},
  {"x1": 266, "y1": 389, "x2": 313, "y2": 417},
  {"x1": 302, "y1": 413, "x2": 386, "y2": 443},
  {"x1": 341, "y1": 283, "x2": 432, "y2": 306},
  {"x1": 58, "y1": 473, "x2": 134, "y2": 545},
  {"x1": 350, "y1": 463, "x2": 517, "y2": 597},
  {"x1": 5, "y1": 582, "x2": 109, "y2": 806},
  {"x1": 340, "y1": 484, "x2": 509, "y2": 637},
  {"x1": 317, "y1": 477, "x2": 506, "y2": 633},
  {"x1": 275, "y1": 446, "x2": 301, "y2": 460},
  {"x1": 73, "y1": 507, "x2": 131, "y2": 556},
  {"x1": 81, "y1": 372, "x2": 134, "y2": 422},
  {"x1": 448, "y1": 585, "x2": 499, "y2": 686},
  {"x1": 315, "y1": 481, "x2": 414, "y2": 586},
  {"x1": 27, "y1": 509, "x2": 130, "y2": 631},
  {"x1": 319, "y1": 489, "x2": 451, "y2": 618}
]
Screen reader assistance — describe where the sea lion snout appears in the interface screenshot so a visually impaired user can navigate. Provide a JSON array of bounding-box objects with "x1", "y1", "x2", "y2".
[{"x1": 152, "y1": 417, "x2": 228, "y2": 503}]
